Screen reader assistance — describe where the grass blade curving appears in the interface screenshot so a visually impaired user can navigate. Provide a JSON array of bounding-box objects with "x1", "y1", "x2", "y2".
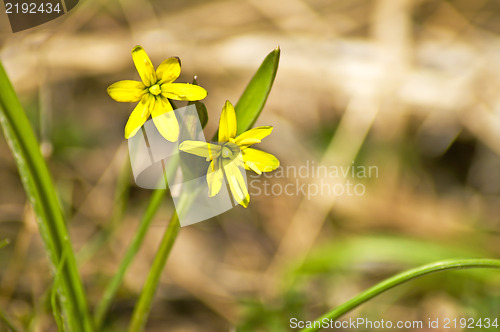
[
  {"x1": 0, "y1": 61, "x2": 92, "y2": 332},
  {"x1": 300, "y1": 259, "x2": 500, "y2": 332}
]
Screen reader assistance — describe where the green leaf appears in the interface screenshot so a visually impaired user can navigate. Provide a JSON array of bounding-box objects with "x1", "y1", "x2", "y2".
[
  {"x1": 0, "y1": 61, "x2": 93, "y2": 332},
  {"x1": 189, "y1": 77, "x2": 209, "y2": 129},
  {"x1": 179, "y1": 78, "x2": 210, "y2": 181},
  {"x1": 235, "y1": 46, "x2": 280, "y2": 135},
  {"x1": 193, "y1": 101, "x2": 208, "y2": 129},
  {"x1": 51, "y1": 248, "x2": 69, "y2": 332}
]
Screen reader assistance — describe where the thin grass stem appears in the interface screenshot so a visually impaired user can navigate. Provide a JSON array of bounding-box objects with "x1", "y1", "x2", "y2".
[
  {"x1": 94, "y1": 188, "x2": 167, "y2": 329},
  {"x1": 300, "y1": 259, "x2": 500, "y2": 332},
  {"x1": 126, "y1": 211, "x2": 180, "y2": 332}
]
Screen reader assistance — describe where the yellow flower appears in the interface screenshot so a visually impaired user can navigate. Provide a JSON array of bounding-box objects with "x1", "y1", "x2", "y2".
[
  {"x1": 107, "y1": 46, "x2": 207, "y2": 141},
  {"x1": 179, "y1": 101, "x2": 279, "y2": 207}
]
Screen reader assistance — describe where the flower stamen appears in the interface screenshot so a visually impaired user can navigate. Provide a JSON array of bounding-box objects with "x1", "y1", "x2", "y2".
[
  {"x1": 149, "y1": 84, "x2": 161, "y2": 96},
  {"x1": 221, "y1": 146, "x2": 232, "y2": 159}
]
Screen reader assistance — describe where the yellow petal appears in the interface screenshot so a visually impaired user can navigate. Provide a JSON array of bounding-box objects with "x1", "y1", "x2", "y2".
[
  {"x1": 223, "y1": 158, "x2": 250, "y2": 208},
  {"x1": 242, "y1": 148, "x2": 280, "y2": 173},
  {"x1": 218, "y1": 100, "x2": 237, "y2": 143},
  {"x1": 161, "y1": 83, "x2": 207, "y2": 101},
  {"x1": 124, "y1": 94, "x2": 152, "y2": 139},
  {"x1": 156, "y1": 57, "x2": 181, "y2": 85},
  {"x1": 107, "y1": 80, "x2": 146, "y2": 102},
  {"x1": 151, "y1": 96, "x2": 179, "y2": 142},
  {"x1": 179, "y1": 141, "x2": 221, "y2": 160},
  {"x1": 245, "y1": 161, "x2": 262, "y2": 175},
  {"x1": 234, "y1": 126, "x2": 273, "y2": 147},
  {"x1": 132, "y1": 46, "x2": 157, "y2": 87},
  {"x1": 207, "y1": 159, "x2": 223, "y2": 197}
]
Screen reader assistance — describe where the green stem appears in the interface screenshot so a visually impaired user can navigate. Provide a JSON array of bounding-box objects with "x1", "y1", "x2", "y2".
[
  {"x1": 94, "y1": 188, "x2": 166, "y2": 329},
  {"x1": 94, "y1": 151, "x2": 179, "y2": 329},
  {"x1": 127, "y1": 186, "x2": 200, "y2": 332},
  {"x1": 126, "y1": 184, "x2": 201, "y2": 332},
  {"x1": 127, "y1": 210, "x2": 181, "y2": 332},
  {"x1": 301, "y1": 259, "x2": 500, "y2": 332},
  {"x1": 0, "y1": 61, "x2": 92, "y2": 332}
]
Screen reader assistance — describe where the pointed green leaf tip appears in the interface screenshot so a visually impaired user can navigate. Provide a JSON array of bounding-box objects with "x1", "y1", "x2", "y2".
[{"x1": 234, "y1": 46, "x2": 280, "y2": 135}]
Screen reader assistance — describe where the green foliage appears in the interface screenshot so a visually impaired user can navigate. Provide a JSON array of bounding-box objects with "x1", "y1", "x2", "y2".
[
  {"x1": 189, "y1": 77, "x2": 209, "y2": 129},
  {"x1": 234, "y1": 46, "x2": 280, "y2": 135},
  {"x1": 299, "y1": 259, "x2": 500, "y2": 332},
  {"x1": 0, "y1": 61, "x2": 93, "y2": 332}
]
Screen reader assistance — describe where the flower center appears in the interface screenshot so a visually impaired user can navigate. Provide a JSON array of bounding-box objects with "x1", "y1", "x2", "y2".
[
  {"x1": 221, "y1": 146, "x2": 232, "y2": 159},
  {"x1": 149, "y1": 84, "x2": 161, "y2": 96}
]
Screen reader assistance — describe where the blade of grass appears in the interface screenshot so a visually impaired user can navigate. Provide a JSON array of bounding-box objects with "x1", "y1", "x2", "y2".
[
  {"x1": 94, "y1": 188, "x2": 167, "y2": 329},
  {"x1": 300, "y1": 259, "x2": 500, "y2": 332},
  {"x1": 0, "y1": 61, "x2": 92, "y2": 331},
  {"x1": 94, "y1": 153, "x2": 179, "y2": 329},
  {"x1": 51, "y1": 248, "x2": 69, "y2": 332}
]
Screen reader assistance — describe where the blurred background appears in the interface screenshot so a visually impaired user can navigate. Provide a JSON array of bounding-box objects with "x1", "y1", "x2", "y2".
[{"x1": 1, "y1": 0, "x2": 500, "y2": 331}]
